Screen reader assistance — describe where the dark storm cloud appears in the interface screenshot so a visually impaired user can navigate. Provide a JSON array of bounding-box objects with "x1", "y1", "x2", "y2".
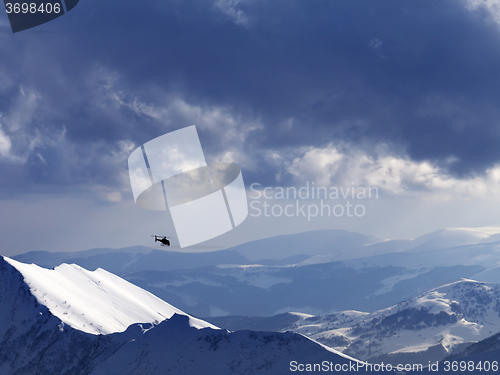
[{"x1": 0, "y1": 0, "x2": 500, "y2": 195}]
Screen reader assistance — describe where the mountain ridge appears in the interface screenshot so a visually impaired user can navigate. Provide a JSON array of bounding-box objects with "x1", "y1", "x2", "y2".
[
  {"x1": 0, "y1": 256, "x2": 366, "y2": 375},
  {"x1": 2, "y1": 256, "x2": 215, "y2": 334}
]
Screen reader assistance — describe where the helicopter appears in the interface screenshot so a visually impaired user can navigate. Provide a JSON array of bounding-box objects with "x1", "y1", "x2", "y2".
[{"x1": 151, "y1": 235, "x2": 173, "y2": 246}]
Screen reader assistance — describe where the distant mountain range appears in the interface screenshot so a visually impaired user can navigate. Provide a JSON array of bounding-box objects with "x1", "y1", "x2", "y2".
[
  {"x1": 10, "y1": 229, "x2": 386, "y2": 272},
  {"x1": 12, "y1": 227, "x2": 500, "y2": 317},
  {"x1": 14, "y1": 226, "x2": 500, "y2": 273},
  {"x1": 12, "y1": 246, "x2": 248, "y2": 274}
]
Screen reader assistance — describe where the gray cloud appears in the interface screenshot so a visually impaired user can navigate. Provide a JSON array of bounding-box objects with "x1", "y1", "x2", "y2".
[{"x1": 1, "y1": 0, "x2": 500, "y2": 198}]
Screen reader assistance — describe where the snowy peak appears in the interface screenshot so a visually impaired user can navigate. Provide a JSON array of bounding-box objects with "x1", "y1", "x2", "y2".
[
  {"x1": 286, "y1": 279, "x2": 500, "y2": 365},
  {"x1": 422, "y1": 279, "x2": 500, "y2": 325},
  {"x1": 2, "y1": 256, "x2": 217, "y2": 334},
  {"x1": 1, "y1": 256, "x2": 359, "y2": 375}
]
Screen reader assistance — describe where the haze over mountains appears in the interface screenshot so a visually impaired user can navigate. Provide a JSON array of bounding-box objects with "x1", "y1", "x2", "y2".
[
  {"x1": 15, "y1": 227, "x2": 499, "y2": 317},
  {"x1": 15, "y1": 226, "x2": 500, "y2": 272}
]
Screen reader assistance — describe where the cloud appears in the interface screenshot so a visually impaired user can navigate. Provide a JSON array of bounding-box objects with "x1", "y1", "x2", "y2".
[
  {"x1": 1, "y1": 0, "x2": 500, "y2": 200},
  {"x1": 106, "y1": 191, "x2": 122, "y2": 202},
  {"x1": 369, "y1": 38, "x2": 382, "y2": 49},
  {"x1": 0, "y1": 125, "x2": 12, "y2": 158},
  {"x1": 0, "y1": 86, "x2": 42, "y2": 162},
  {"x1": 214, "y1": 0, "x2": 249, "y2": 25},
  {"x1": 285, "y1": 143, "x2": 500, "y2": 200},
  {"x1": 6, "y1": 0, "x2": 500, "y2": 252},
  {"x1": 466, "y1": 0, "x2": 500, "y2": 26},
  {"x1": 0, "y1": 58, "x2": 265, "y2": 197},
  {"x1": 286, "y1": 147, "x2": 345, "y2": 185},
  {"x1": 109, "y1": 90, "x2": 264, "y2": 170},
  {"x1": 4, "y1": 87, "x2": 40, "y2": 132}
]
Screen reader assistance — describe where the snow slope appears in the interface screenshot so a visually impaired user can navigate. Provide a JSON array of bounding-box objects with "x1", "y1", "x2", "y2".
[
  {"x1": 0, "y1": 256, "x2": 365, "y2": 375},
  {"x1": 210, "y1": 279, "x2": 500, "y2": 366},
  {"x1": 0, "y1": 256, "x2": 130, "y2": 374},
  {"x1": 3, "y1": 257, "x2": 216, "y2": 334},
  {"x1": 288, "y1": 280, "x2": 500, "y2": 364}
]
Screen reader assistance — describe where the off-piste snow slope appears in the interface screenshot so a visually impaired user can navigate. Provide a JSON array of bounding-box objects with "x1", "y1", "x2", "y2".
[
  {"x1": 0, "y1": 256, "x2": 366, "y2": 375},
  {"x1": 289, "y1": 279, "x2": 500, "y2": 365},
  {"x1": 2, "y1": 257, "x2": 214, "y2": 334}
]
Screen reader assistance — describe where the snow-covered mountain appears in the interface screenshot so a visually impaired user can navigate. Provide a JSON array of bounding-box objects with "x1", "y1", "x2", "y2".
[
  {"x1": 207, "y1": 280, "x2": 500, "y2": 367},
  {"x1": 0, "y1": 256, "x2": 364, "y2": 375},
  {"x1": 0, "y1": 255, "x2": 121, "y2": 374},
  {"x1": 317, "y1": 280, "x2": 500, "y2": 362},
  {"x1": 3, "y1": 257, "x2": 214, "y2": 334}
]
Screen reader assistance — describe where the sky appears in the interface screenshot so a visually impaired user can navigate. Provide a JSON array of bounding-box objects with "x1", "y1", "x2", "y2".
[{"x1": 2, "y1": 0, "x2": 500, "y2": 255}]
